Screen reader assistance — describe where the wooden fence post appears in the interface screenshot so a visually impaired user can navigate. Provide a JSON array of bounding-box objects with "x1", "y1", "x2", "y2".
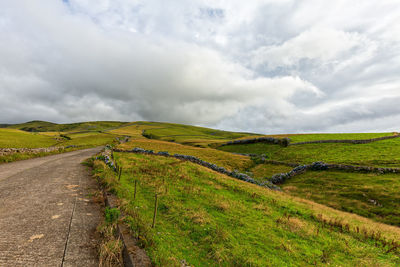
[
  {"x1": 118, "y1": 166, "x2": 122, "y2": 181},
  {"x1": 152, "y1": 193, "x2": 158, "y2": 228}
]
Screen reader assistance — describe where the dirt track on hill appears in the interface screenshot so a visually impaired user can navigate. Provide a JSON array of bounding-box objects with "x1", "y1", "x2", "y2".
[{"x1": 0, "y1": 148, "x2": 103, "y2": 266}]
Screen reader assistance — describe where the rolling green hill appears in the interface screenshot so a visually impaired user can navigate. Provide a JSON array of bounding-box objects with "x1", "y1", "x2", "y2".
[
  {"x1": 110, "y1": 121, "x2": 258, "y2": 147},
  {"x1": 4, "y1": 120, "x2": 128, "y2": 132}
]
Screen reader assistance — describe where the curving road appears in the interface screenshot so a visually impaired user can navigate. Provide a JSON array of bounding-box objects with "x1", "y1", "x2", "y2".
[{"x1": 0, "y1": 148, "x2": 103, "y2": 266}]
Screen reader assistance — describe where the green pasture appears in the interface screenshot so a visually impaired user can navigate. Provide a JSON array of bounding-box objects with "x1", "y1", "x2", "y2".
[
  {"x1": 218, "y1": 138, "x2": 400, "y2": 167},
  {"x1": 0, "y1": 129, "x2": 57, "y2": 148},
  {"x1": 92, "y1": 152, "x2": 400, "y2": 266},
  {"x1": 281, "y1": 132, "x2": 395, "y2": 143},
  {"x1": 282, "y1": 170, "x2": 400, "y2": 226}
]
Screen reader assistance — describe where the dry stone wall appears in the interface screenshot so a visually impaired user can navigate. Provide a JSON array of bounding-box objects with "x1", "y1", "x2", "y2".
[
  {"x1": 218, "y1": 133, "x2": 400, "y2": 148},
  {"x1": 269, "y1": 161, "x2": 400, "y2": 184},
  {"x1": 111, "y1": 147, "x2": 281, "y2": 191},
  {"x1": 0, "y1": 147, "x2": 64, "y2": 156},
  {"x1": 220, "y1": 137, "x2": 291, "y2": 147},
  {"x1": 289, "y1": 134, "x2": 400, "y2": 146}
]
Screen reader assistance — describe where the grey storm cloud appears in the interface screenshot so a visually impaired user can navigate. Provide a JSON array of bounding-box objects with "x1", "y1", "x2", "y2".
[{"x1": 1, "y1": 0, "x2": 400, "y2": 133}]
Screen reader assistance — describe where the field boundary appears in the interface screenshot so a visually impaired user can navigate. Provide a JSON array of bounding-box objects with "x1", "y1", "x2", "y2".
[
  {"x1": 216, "y1": 133, "x2": 400, "y2": 148},
  {"x1": 218, "y1": 137, "x2": 290, "y2": 147},
  {"x1": 269, "y1": 161, "x2": 400, "y2": 184},
  {"x1": 289, "y1": 134, "x2": 400, "y2": 145},
  {"x1": 0, "y1": 146, "x2": 66, "y2": 156},
  {"x1": 112, "y1": 147, "x2": 281, "y2": 190}
]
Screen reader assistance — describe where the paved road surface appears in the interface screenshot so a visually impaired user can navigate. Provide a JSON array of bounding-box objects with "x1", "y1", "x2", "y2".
[{"x1": 0, "y1": 148, "x2": 103, "y2": 266}]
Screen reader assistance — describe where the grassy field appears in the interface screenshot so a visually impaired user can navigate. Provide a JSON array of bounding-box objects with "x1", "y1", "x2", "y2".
[
  {"x1": 0, "y1": 131, "x2": 121, "y2": 163},
  {"x1": 93, "y1": 152, "x2": 400, "y2": 266},
  {"x1": 112, "y1": 125, "x2": 400, "y2": 230},
  {"x1": 0, "y1": 129, "x2": 57, "y2": 148},
  {"x1": 0, "y1": 128, "x2": 120, "y2": 150},
  {"x1": 109, "y1": 121, "x2": 258, "y2": 147},
  {"x1": 218, "y1": 138, "x2": 400, "y2": 167},
  {"x1": 60, "y1": 132, "x2": 119, "y2": 147},
  {"x1": 118, "y1": 139, "x2": 253, "y2": 172},
  {"x1": 0, "y1": 121, "x2": 126, "y2": 163},
  {"x1": 250, "y1": 163, "x2": 294, "y2": 180},
  {"x1": 282, "y1": 170, "x2": 400, "y2": 226},
  {"x1": 108, "y1": 123, "x2": 161, "y2": 139},
  {"x1": 264, "y1": 133, "x2": 395, "y2": 143},
  {"x1": 217, "y1": 135, "x2": 400, "y2": 227}
]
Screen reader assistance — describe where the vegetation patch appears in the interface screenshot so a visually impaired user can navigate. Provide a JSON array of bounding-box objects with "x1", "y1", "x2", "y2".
[
  {"x1": 5, "y1": 120, "x2": 128, "y2": 132},
  {"x1": 0, "y1": 129, "x2": 57, "y2": 148},
  {"x1": 92, "y1": 152, "x2": 400, "y2": 266},
  {"x1": 282, "y1": 170, "x2": 400, "y2": 226},
  {"x1": 250, "y1": 163, "x2": 294, "y2": 180},
  {"x1": 118, "y1": 138, "x2": 253, "y2": 172},
  {"x1": 218, "y1": 138, "x2": 400, "y2": 167}
]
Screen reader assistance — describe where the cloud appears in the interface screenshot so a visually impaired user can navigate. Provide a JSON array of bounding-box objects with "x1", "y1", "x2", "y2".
[
  {"x1": 0, "y1": 0, "x2": 400, "y2": 133},
  {"x1": 250, "y1": 27, "x2": 374, "y2": 71}
]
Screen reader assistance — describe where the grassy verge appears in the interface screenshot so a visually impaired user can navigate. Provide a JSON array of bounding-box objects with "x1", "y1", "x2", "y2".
[
  {"x1": 92, "y1": 152, "x2": 400, "y2": 266},
  {"x1": 97, "y1": 207, "x2": 124, "y2": 266}
]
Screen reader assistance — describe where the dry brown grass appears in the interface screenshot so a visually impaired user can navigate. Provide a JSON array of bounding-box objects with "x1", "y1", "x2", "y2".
[
  {"x1": 214, "y1": 199, "x2": 231, "y2": 212},
  {"x1": 293, "y1": 197, "x2": 400, "y2": 241},
  {"x1": 187, "y1": 209, "x2": 211, "y2": 225},
  {"x1": 252, "y1": 202, "x2": 271, "y2": 215},
  {"x1": 97, "y1": 222, "x2": 123, "y2": 267}
]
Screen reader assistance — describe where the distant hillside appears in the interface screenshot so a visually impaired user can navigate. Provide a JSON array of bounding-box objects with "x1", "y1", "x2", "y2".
[
  {"x1": 111, "y1": 121, "x2": 259, "y2": 147},
  {"x1": 3, "y1": 120, "x2": 128, "y2": 133}
]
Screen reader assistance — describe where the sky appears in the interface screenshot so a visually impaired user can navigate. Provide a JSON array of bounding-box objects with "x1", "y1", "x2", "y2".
[{"x1": 1, "y1": 0, "x2": 400, "y2": 134}]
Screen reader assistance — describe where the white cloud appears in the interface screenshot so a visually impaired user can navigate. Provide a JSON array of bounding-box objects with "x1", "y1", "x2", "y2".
[
  {"x1": 251, "y1": 27, "x2": 373, "y2": 70},
  {"x1": 0, "y1": 0, "x2": 400, "y2": 133}
]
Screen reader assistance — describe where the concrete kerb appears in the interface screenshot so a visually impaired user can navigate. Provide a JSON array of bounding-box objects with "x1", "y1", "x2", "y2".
[{"x1": 102, "y1": 191, "x2": 152, "y2": 267}]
